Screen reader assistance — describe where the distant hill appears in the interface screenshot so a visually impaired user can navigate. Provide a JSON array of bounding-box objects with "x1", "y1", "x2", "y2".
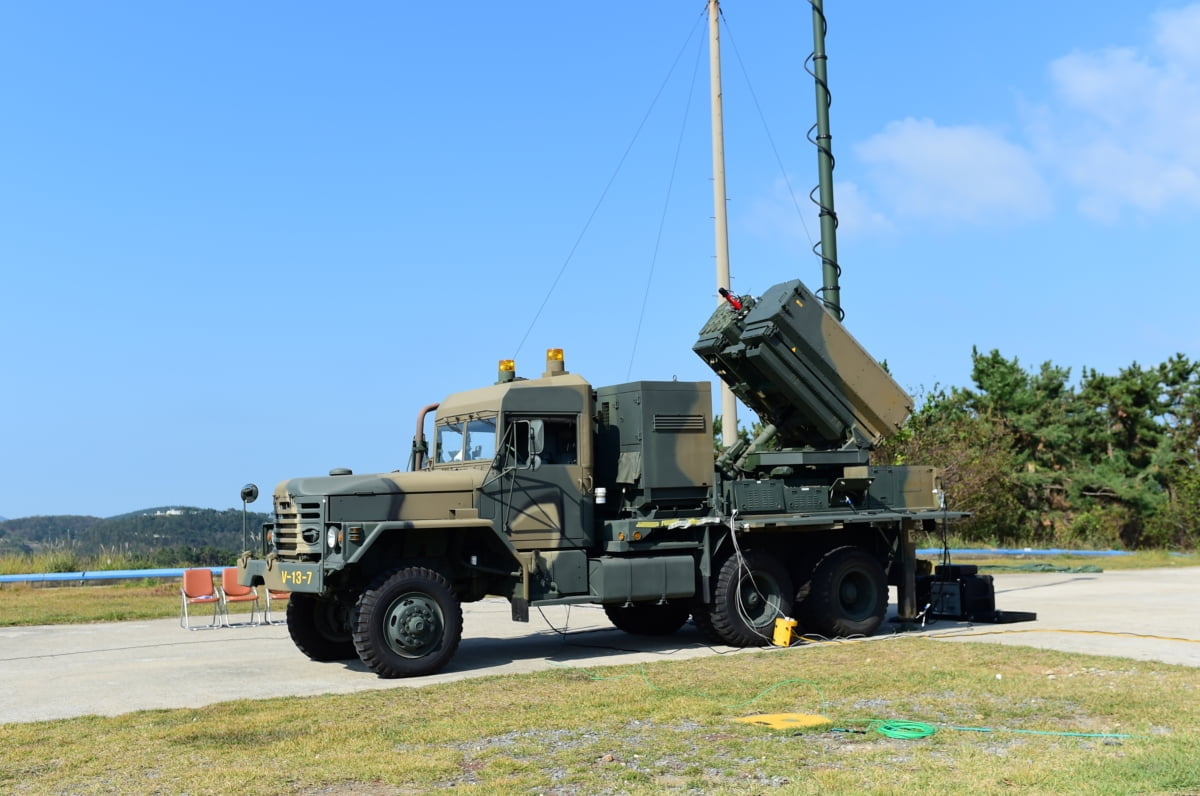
[{"x1": 0, "y1": 507, "x2": 273, "y2": 562}]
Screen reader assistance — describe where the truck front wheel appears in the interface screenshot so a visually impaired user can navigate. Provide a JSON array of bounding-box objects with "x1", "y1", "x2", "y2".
[
  {"x1": 604, "y1": 602, "x2": 691, "y2": 635},
  {"x1": 694, "y1": 550, "x2": 793, "y2": 647},
  {"x1": 286, "y1": 593, "x2": 357, "y2": 661},
  {"x1": 801, "y1": 546, "x2": 888, "y2": 637},
  {"x1": 353, "y1": 567, "x2": 463, "y2": 678}
]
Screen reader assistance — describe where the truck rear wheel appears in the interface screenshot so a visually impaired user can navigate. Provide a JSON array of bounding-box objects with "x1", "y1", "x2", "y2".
[
  {"x1": 695, "y1": 550, "x2": 793, "y2": 647},
  {"x1": 801, "y1": 546, "x2": 888, "y2": 638},
  {"x1": 604, "y1": 602, "x2": 691, "y2": 636},
  {"x1": 353, "y1": 567, "x2": 463, "y2": 678},
  {"x1": 286, "y1": 593, "x2": 357, "y2": 661}
]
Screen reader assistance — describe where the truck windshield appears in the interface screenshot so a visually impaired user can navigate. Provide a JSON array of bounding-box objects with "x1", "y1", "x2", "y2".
[{"x1": 436, "y1": 417, "x2": 497, "y2": 463}]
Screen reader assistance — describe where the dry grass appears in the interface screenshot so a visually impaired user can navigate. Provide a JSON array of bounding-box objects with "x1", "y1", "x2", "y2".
[
  {"x1": 1, "y1": 638, "x2": 1197, "y2": 794},
  {"x1": 946, "y1": 549, "x2": 1200, "y2": 572},
  {"x1": 0, "y1": 582, "x2": 262, "y2": 626}
]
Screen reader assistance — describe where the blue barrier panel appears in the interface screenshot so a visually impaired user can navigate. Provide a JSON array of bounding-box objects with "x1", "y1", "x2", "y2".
[
  {"x1": 0, "y1": 567, "x2": 225, "y2": 585},
  {"x1": 0, "y1": 549, "x2": 1132, "y2": 585},
  {"x1": 916, "y1": 548, "x2": 1131, "y2": 557}
]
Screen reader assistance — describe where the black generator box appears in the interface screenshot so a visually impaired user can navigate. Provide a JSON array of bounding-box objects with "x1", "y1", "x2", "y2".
[{"x1": 927, "y1": 564, "x2": 996, "y2": 621}]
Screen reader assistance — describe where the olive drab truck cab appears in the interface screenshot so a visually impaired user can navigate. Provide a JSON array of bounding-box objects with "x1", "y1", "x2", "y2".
[{"x1": 237, "y1": 276, "x2": 965, "y2": 678}]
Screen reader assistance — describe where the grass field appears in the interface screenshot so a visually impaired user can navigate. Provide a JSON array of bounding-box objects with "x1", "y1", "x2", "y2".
[
  {"x1": 0, "y1": 581, "x2": 263, "y2": 627},
  {"x1": 0, "y1": 636, "x2": 1197, "y2": 794},
  {"x1": 1, "y1": 557, "x2": 1199, "y2": 793},
  {"x1": 946, "y1": 549, "x2": 1200, "y2": 571}
]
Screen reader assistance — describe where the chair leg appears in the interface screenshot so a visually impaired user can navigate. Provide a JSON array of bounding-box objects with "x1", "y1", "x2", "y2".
[
  {"x1": 222, "y1": 598, "x2": 264, "y2": 627},
  {"x1": 181, "y1": 595, "x2": 222, "y2": 630}
]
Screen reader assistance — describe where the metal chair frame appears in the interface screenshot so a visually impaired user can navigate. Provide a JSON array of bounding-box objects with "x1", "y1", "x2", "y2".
[
  {"x1": 219, "y1": 567, "x2": 261, "y2": 627},
  {"x1": 263, "y1": 589, "x2": 290, "y2": 625},
  {"x1": 180, "y1": 568, "x2": 225, "y2": 630}
]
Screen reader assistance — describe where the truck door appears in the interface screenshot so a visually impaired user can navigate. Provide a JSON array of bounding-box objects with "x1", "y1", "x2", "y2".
[{"x1": 480, "y1": 414, "x2": 592, "y2": 550}]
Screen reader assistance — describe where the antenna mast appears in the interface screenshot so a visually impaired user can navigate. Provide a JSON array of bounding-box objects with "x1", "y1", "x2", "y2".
[
  {"x1": 708, "y1": 0, "x2": 738, "y2": 445},
  {"x1": 809, "y1": 0, "x2": 842, "y2": 319}
]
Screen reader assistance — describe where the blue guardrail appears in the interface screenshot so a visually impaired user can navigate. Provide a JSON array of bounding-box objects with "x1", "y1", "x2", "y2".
[
  {"x1": 0, "y1": 548, "x2": 1133, "y2": 585},
  {"x1": 0, "y1": 567, "x2": 225, "y2": 584}
]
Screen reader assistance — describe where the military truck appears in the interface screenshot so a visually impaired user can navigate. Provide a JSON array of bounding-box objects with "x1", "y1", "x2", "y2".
[{"x1": 237, "y1": 277, "x2": 955, "y2": 678}]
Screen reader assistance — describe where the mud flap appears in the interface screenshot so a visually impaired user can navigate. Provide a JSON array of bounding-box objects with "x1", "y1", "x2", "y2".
[{"x1": 512, "y1": 597, "x2": 530, "y2": 622}]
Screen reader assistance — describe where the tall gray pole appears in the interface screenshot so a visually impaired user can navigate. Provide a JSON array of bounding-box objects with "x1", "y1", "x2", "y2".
[
  {"x1": 709, "y1": 0, "x2": 738, "y2": 446},
  {"x1": 810, "y1": 0, "x2": 841, "y2": 318}
]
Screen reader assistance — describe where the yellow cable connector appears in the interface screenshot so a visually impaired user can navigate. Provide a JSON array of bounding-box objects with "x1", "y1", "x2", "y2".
[{"x1": 773, "y1": 617, "x2": 798, "y2": 647}]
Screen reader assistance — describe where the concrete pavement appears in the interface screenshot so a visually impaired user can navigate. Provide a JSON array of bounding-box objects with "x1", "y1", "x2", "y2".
[
  {"x1": 930, "y1": 565, "x2": 1200, "y2": 665},
  {"x1": 1, "y1": 566, "x2": 1196, "y2": 724}
]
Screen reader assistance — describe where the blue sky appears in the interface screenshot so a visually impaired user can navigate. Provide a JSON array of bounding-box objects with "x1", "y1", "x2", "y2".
[{"x1": 3, "y1": 2, "x2": 1198, "y2": 519}]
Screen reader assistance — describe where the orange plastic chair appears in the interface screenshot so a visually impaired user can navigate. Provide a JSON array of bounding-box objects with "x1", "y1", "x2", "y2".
[
  {"x1": 220, "y1": 567, "x2": 260, "y2": 626},
  {"x1": 180, "y1": 568, "x2": 224, "y2": 630},
  {"x1": 263, "y1": 589, "x2": 291, "y2": 625}
]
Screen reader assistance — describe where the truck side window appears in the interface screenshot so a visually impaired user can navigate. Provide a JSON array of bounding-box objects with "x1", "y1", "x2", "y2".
[
  {"x1": 540, "y1": 417, "x2": 578, "y2": 465},
  {"x1": 508, "y1": 415, "x2": 578, "y2": 467},
  {"x1": 514, "y1": 420, "x2": 530, "y2": 464}
]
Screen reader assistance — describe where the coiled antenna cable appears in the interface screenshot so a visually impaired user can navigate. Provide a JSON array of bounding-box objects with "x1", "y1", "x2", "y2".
[{"x1": 805, "y1": 0, "x2": 844, "y2": 321}]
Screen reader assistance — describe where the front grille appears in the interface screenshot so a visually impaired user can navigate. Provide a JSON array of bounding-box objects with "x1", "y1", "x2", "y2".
[{"x1": 274, "y1": 499, "x2": 323, "y2": 557}]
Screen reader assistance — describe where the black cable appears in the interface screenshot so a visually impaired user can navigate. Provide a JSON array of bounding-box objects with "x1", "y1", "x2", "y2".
[
  {"x1": 512, "y1": 7, "x2": 708, "y2": 359},
  {"x1": 536, "y1": 606, "x2": 755, "y2": 657},
  {"x1": 626, "y1": 19, "x2": 706, "y2": 380},
  {"x1": 719, "y1": 14, "x2": 816, "y2": 254}
]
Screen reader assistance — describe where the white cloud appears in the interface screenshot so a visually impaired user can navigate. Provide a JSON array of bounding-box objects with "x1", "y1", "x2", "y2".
[
  {"x1": 827, "y1": 180, "x2": 893, "y2": 238},
  {"x1": 741, "y1": 177, "x2": 892, "y2": 255},
  {"x1": 845, "y1": 3, "x2": 1200, "y2": 228},
  {"x1": 1153, "y1": 4, "x2": 1200, "y2": 68},
  {"x1": 854, "y1": 118, "x2": 1052, "y2": 224},
  {"x1": 1040, "y1": 4, "x2": 1200, "y2": 220}
]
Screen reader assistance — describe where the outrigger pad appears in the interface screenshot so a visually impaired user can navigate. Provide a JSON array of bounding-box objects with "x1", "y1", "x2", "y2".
[{"x1": 991, "y1": 610, "x2": 1038, "y2": 623}]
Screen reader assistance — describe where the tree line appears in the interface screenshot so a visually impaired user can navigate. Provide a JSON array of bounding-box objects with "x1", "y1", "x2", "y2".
[
  {"x1": 0, "y1": 508, "x2": 271, "y2": 564},
  {"x1": 874, "y1": 349, "x2": 1199, "y2": 550}
]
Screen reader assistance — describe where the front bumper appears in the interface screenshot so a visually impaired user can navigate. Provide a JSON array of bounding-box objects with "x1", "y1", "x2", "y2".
[{"x1": 238, "y1": 553, "x2": 324, "y2": 593}]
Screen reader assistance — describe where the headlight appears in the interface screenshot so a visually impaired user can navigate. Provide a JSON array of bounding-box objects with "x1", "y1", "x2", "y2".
[{"x1": 326, "y1": 526, "x2": 340, "y2": 551}]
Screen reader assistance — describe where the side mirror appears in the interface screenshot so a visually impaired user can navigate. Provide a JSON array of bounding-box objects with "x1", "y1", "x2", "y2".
[
  {"x1": 512, "y1": 419, "x2": 545, "y2": 469},
  {"x1": 528, "y1": 419, "x2": 544, "y2": 456},
  {"x1": 239, "y1": 483, "x2": 259, "y2": 554}
]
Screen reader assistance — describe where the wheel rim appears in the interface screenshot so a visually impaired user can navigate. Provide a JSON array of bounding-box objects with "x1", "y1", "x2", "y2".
[
  {"x1": 383, "y1": 592, "x2": 444, "y2": 658},
  {"x1": 739, "y1": 571, "x2": 783, "y2": 628},
  {"x1": 315, "y1": 599, "x2": 350, "y2": 642},
  {"x1": 838, "y1": 570, "x2": 877, "y2": 620}
]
